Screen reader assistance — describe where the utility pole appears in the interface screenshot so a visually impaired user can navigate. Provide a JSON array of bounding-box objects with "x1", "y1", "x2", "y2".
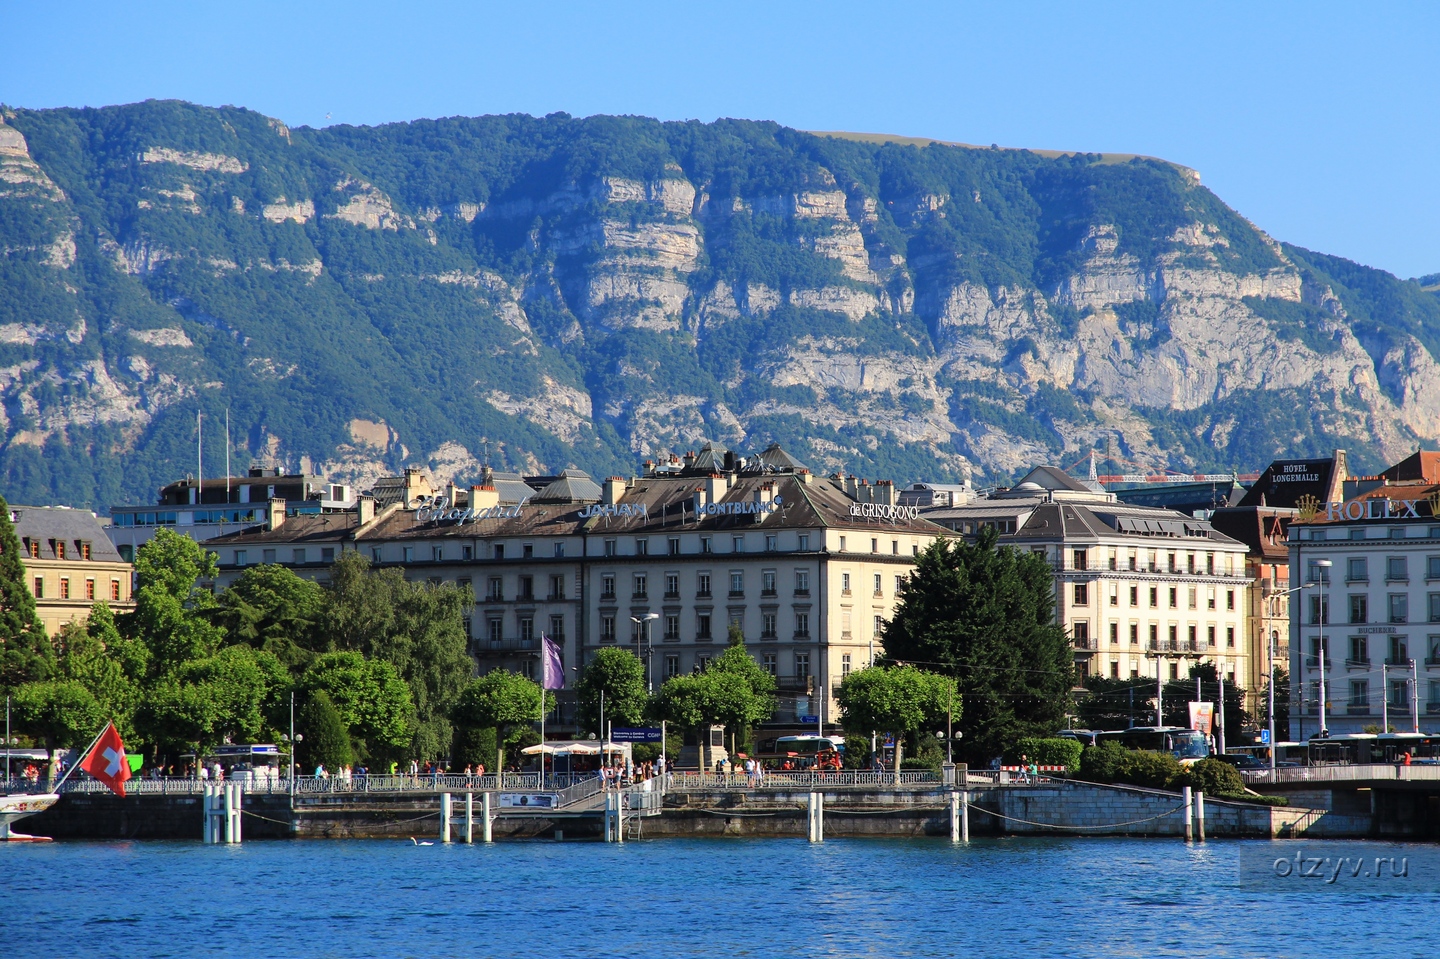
[{"x1": 1314, "y1": 561, "x2": 1332, "y2": 737}]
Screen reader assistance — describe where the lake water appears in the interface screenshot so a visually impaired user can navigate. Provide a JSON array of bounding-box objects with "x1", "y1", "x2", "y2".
[{"x1": 3, "y1": 837, "x2": 1436, "y2": 958}]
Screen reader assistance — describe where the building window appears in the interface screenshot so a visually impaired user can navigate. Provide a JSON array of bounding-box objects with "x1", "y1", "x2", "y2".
[
  {"x1": 1130, "y1": 624, "x2": 1139, "y2": 645},
  {"x1": 294, "y1": 549, "x2": 307, "y2": 565},
  {"x1": 665, "y1": 614, "x2": 680, "y2": 641},
  {"x1": 665, "y1": 573, "x2": 680, "y2": 598},
  {"x1": 1170, "y1": 586, "x2": 1181, "y2": 608},
  {"x1": 1170, "y1": 662, "x2": 1179, "y2": 681},
  {"x1": 550, "y1": 575, "x2": 565, "y2": 600},
  {"x1": 1130, "y1": 586, "x2": 1139, "y2": 607},
  {"x1": 841, "y1": 573, "x2": 851, "y2": 595},
  {"x1": 549, "y1": 614, "x2": 565, "y2": 639},
  {"x1": 486, "y1": 619, "x2": 502, "y2": 644},
  {"x1": 27, "y1": 540, "x2": 38, "y2": 559},
  {"x1": 795, "y1": 653, "x2": 810, "y2": 680},
  {"x1": 1150, "y1": 624, "x2": 1159, "y2": 648},
  {"x1": 488, "y1": 577, "x2": 503, "y2": 601},
  {"x1": 839, "y1": 536, "x2": 847, "y2": 552},
  {"x1": 636, "y1": 539, "x2": 647, "y2": 557},
  {"x1": 402, "y1": 546, "x2": 414, "y2": 563},
  {"x1": 762, "y1": 571, "x2": 776, "y2": 596},
  {"x1": 633, "y1": 574, "x2": 647, "y2": 599},
  {"x1": 1188, "y1": 625, "x2": 1198, "y2": 649},
  {"x1": 235, "y1": 550, "x2": 248, "y2": 566},
  {"x1": 665, "y1": 655, "x2": 680, "y2": 679},
  {"x1": 874, "y1": 614, "x2": 884, "y2": 636},
  {"x1": 1388, "y1": 556, "x2": 1408, "y2": 582},
  {"x1": 762, "y1": 652, "x2": 778, "y2": 676},
  {"x1": 765, "y1": 534, "x2": 777, "y2": 552},
  {"x1": 461, "y1": 545, "x2": 473, "y2": 561},
  {"x1": 1225, "y1": 589, "x2": 1234, "y2": 611},
  {"x1": 601, "y1": 616, "x2": 616, "y2": 643},
  {"x1": 322, "y1": 548, "x2": 335, "y2": 562},
  {"x1": 604, "y1": 539, "x2": 615, "y2": 557},
  {"x1": 701, "y1": 536, "x2": 712, "y2": 554},
  {"x1": 85, "y1": 579, "x2": 95, "y2": 600},
  {"x1": 1109, "y1": 585, "x2": 1119, "y2": 607},
  {"x1": 697, "y1": 573, "x2": 711, "y2": 597},
  {"x1": 1188, "y1": 586, "x2": 1198, "y2": 609},
  {"x1": 1206, "y1": 587, "x2": 1216, "y2": 610},
  {"x1": 730, "y1": 571, "x2": 744, "y2": 596},
  {"x1": 1226, "y1": 626, "x2": 1235, "y2": 648},
  {"x1": 795, "y1": 570, "x2": 810, "y2": 595},
  {"x1": 1109, "y1": 622, "x2": 1119, "y2": 645},
  {"x1": 892, "y1": 540, "x2": 899, "y2": 556},
  {"x1": 1428, "y1": 556, "x2": 1440, "y2": 580},
  {"x1": 1073, "y1": 549, "x2": 1087, "y2": 571},
  {"x1": 669, "y1": 537, "x2": 680, "y2": 556},
  {"x1": 1350, "y1": 595, "x2": 1368, "y2": 624},
  {"x1": 873, "y1": 573, "x2": 883, "y2": 597},
  {"x1": 871, "y1": 538, "x2": 878, "y2": 553},
  {"x1": 1073, "y1": 622, "x2": 1090, "y2": 648},
  {"x1": 697, "y1": 614, "x2": 712, "y2": 640},
  {"x1": 1310, "y1": 595, "x2": 1329, "y2": 625},
  {"x1": 111, "y1": 580, "x2": 121, "y2": 601},
  {"x1": 733, "y1": 536, "x2": 745, "y2": 553},
  {"x1": 1073, "y1": 583, "x2": 1089, "y2": 606},
  {"x1": 1207, "y1": 625, "x2": 1216, "y2": 647},
  {"x1": 601, "y1": 575, "x2": 615, "y2": 600},
  {"x1": 492, "y1": 544, "x2": 504, "y2": 560},
  {"x1": 895, "y1": 574, "x2": 906, "y2": 595},
  {"x1": 554, "y1": 542, "x2": 566, "y2": 558},
  {"x1": 762, "y1": 613, "x2": 777, "y2": 638},
  {"x1": 841, "y1": 654, "x2": 852, "y2": 676},
  {"x1": 1349, "y1": 557, "x2": 1369, "y2": 582},
  {"x1": 1390, "y1": 635, "x2": 1409, "y2": 665},
  {"x1": 1350, "y1": 679, "x2": 1369, "y2": 709},
  {"x1": 1390, "y1": 594, "x2": 1409, "y2": 624},
  {"x1": 263, "y1": 549, "x2": 277, "y2": 563},
  {"x1": 519, "y1": 576, "x2": 534, "y2": 600},
  {"x1": 799, "y1": 534, "x2": 810, "y2": 551},
  {"x1": 795, "y1": 612, "x2": 810, "y2": 637},
  {"x1": 59, "y1": 578, "x2": 69, "y2": 600},
  {"x1": 54, "y1": 541, "x2": 65, "y2": 560},
  {"x1": 1149, "y1": 586, "x2": 1158, "y2": 608},
  {"x1": 1350, "y1": 635, "x2": 1369, "y2": 665},
  {"x1": 370, "y1": 547, "x2": 382, "y2": 563}
]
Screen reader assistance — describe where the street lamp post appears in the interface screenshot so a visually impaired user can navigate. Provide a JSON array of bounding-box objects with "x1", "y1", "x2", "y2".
[
  {"x1": 631, "y1": 613, "x2": 660, "y2": 693},
  {"x1": 1314, "y1": 560, "x2": 1332, "y2": 738},
  {"x1": 1267, "y1": 581, "x2": 1315, "y2": 775}
]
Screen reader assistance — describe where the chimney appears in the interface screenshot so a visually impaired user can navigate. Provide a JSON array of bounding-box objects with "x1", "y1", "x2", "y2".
[
  {"x1": 356, "y1": 494, "x2": 375, "y2": 526},
  {"x1": 706, "y1": 473, "x2": 727, "y2": 504},
  {"x1": 603, "y1": 476, "x2": 626, "y2": 505},
  {"x1": 471, "y1": 485, "x2": 499, "y2": 509},
  {"x1": 876, "y1": 480, "x2": 896, "y2": 506},
  {"x1": 723, "y1": 450, "x2": 738, "y2": 473},
  {"x1": 266, "y1": 498, "x2": 287, "y2": 531},
  {"x1": 446, "y1": 481, "x2": 459, "y2": 507}
]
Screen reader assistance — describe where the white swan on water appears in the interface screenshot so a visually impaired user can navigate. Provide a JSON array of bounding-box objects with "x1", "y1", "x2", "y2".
[{"x1": 410, "y1": 837, "x2": 434, "y2": 846}]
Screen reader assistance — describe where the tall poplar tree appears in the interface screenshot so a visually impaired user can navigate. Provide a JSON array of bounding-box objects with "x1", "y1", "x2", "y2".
[
  {"x1": 881, "y1": 527, "x2": 1074, "y2": 765},
  {"x1": 0, "y1": 495, "x2": 52, "y2": 689}
]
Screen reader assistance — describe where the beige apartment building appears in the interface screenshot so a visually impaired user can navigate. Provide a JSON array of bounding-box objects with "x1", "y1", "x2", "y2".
[
  {"x1": 11, "y1": 505, "x2": 134, "y2": 635},
  {"x1": 205, "y1": 445, "x2": 952, "y2": 725}
]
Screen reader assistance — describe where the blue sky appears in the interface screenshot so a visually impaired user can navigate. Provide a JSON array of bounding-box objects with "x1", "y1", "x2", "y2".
[{"x1": 5, "y1": 2, "x2": 1436, "y2": 278}]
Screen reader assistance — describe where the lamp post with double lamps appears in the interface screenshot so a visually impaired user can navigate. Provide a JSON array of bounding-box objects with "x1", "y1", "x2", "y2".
[
  {"x1": 1314, "y1": 560, "x2": 1333, "y2": 738},
  {"x1": 1267, "y1": 581, "x2": 1315, "y2": 776},
  {"x1": 631, "y1": 613, "x2": 660, "y2": 693}
]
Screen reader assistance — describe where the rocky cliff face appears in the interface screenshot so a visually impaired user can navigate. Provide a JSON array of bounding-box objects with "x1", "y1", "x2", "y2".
[{"x1": 0, "y1": 101, "x2": 1436, "y2": 509}]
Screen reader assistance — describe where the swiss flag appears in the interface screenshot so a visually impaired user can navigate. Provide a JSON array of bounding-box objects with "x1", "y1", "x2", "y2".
[{"x1": 79, "y1": 722, "x2": 132, "y2": 797}]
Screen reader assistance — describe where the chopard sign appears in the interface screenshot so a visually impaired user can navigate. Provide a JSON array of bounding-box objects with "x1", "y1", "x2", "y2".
[
  {"x1": 414, "y1": 496, "x2": 523, "y2": 524},
  {"x1": 849, "y1": 503, "x2": 919, "y2": 521}
]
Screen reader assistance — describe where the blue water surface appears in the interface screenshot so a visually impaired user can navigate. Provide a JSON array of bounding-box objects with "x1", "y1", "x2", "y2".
[{"x1": 2, "y1": 836, "x2": 1435, "y2": 958}]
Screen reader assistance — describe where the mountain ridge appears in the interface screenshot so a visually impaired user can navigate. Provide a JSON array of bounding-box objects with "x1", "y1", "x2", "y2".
[{"x1": 1, "y1": 99, "x2": 1438, "y2": 511}]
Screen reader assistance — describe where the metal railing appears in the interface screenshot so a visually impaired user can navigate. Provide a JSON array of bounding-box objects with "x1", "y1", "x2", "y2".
[
  {"x1": 664, "y1": 770, "x2": 942, "y2": 790},
  {"x1": 1240, "y1": 763, "x2": 1440, "y2": 785},
  {"x1": 38, "y1": 772, "x2": 611, "y2": 797}
]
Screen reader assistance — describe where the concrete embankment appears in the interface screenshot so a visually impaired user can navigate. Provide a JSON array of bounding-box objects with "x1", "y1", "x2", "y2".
[{"x1": 17, "y1": 781, "x2": 1364, "y2": 841}]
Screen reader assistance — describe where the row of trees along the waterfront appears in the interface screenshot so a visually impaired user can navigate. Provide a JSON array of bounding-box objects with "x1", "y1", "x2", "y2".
[{"x1": 0, "y1": 499, "x2": 1088, "y2": 772}]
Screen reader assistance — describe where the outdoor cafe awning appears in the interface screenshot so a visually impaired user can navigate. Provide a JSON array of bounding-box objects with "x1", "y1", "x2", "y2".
[{"x1": 519, "y1": 741, "x2": 629, "y2": 756}]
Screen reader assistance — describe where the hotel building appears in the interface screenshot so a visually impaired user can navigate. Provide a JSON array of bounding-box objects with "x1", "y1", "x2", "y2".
[{"x1": 11, "y1": 505, "x2": 134, "y2": 636}]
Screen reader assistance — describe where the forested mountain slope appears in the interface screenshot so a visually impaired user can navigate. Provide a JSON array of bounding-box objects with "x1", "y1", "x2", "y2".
[{"x1": 2, "y1": 100, "x2": 1438, "y2": 510}]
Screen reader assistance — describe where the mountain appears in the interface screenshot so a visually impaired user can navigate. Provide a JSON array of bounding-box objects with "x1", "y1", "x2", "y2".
[{"x1": 2, "y1": 99, "x2": 1440, "y2": 512}]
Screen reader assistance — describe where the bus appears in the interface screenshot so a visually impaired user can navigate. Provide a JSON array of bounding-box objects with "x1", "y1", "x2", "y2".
[
  {"x1": 756, "y1": 735, "x2": 846, "y2": 768},
  {"x1": 1094, "y1": 726, "x2": 1210, "y2": 762},
  {"x1": 1308, "y1": 733, "x2": 1440, "y2": 766}
]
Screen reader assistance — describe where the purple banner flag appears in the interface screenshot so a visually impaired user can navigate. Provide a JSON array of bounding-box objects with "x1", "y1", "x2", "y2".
[{"x1": 541, "y1": 634, "x2": 565, "y2": 690}]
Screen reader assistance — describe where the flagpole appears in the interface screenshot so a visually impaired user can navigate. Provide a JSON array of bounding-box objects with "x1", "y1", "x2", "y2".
[{"x1": 52, "y1": 722, "x2": 111, "y2": 791}]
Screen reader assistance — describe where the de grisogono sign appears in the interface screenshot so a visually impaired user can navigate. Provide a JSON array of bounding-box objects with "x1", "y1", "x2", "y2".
[{"x1": 849, "y1": 503, "x2": 919, "y2": 521}]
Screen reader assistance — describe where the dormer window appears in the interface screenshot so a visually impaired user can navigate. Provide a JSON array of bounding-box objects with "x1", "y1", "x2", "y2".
[{"x1": 55, "y1": 541, "x2": 66, "y2": 560}]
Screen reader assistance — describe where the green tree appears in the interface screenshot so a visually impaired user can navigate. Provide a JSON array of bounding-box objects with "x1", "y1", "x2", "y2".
[
  {"x1": 880, "y1": 529, "x2": 1073, "y2": 765},
  {"x1": 0, "y1": 494, "x2": 52, "y2": 689},
  {"x1": 835, "y1": 665, "x2": 958, "y2": 780},
  {"x1": 214, "y1": 563, "x2": 328, "y2": 669},
  {"x1": 12, "y1": 679, "x2": 106, "y2": 750},
  {"x1": 450, "y1": 670, "x2": 547, "y2": 772},
  {"x1": 653, "y1": 673, "x2": 715, "y2": 770},
  {"x1": 1263, "y1": 667, "x2": 1290, "y2": 739},
  {"x1": 1161, "y1": 663, "x2": 1250, "y2": 738},
  {"x1": 1076, "y1": 676, "x2": 1153, "y2": 731},
  {"x1": 55, "y1": 604, "x2": 148, "y2": 743},
  {"x1": 575, "y1": 647, "x2": 648, "y2": 734},
  {"x1": 300, "y1": 651, "x2": 414, "y2": 762},
  {"x1": 322, "y1": 553, "x2": 472, "y2": 760},
  {"x1": 705, "y1": 643, "x2": 776, "y2": 755},
  {"x1": 136, "y1": 645, "x2": 288, "y2": 756},
  {"x1": 300, "y1": 690, "x2": 354, "y2": 772},
  {"x1": 127, "y1": 527, "x2": 223, "y2": 678}
]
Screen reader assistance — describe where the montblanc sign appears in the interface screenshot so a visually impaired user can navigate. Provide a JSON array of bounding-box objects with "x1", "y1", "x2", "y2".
[
  {"x1": 849, "y1": 503, "x2": 919, "y2": 521},
  {"x1": 414, "y1": 495, "x2": 524, "y2": 525},
  {"x1": 695, "y1": 497, "x2": 782, "y2": 516}
]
